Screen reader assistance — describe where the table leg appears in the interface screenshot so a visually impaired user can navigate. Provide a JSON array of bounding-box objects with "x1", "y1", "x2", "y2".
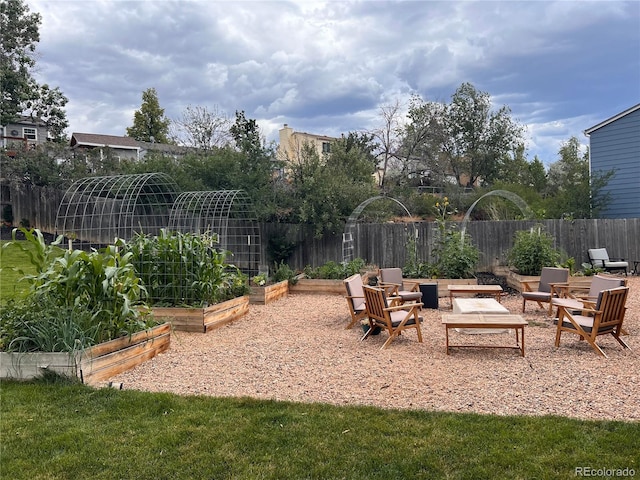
[{"x1": 445, "y1": 326, "x2": 450, "y2": 355}]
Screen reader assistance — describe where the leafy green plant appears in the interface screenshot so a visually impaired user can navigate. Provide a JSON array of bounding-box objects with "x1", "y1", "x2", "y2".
[
  {"x1": 556, "y1": 257, "x2": 576, "y2": 275},
  {"x1": 507, "y1": 225, "x2": 561, "y2": 276},
  {"x1": 271, "y1": 261, "x2": 298, "y2": 284},
  {"x1": 0, "y1": 228, "x2": 154, "y2": 352},
  {"x1": 578, "y1": 262, "x2": 604, "y2": 277},
  {"x1": 303, "y1": 258, "x2": 366, "y2": 279},
  {"x1": 430, "y1": 197, "x2": 479, "y2": 279},
  {"x1": 124, "y1": 229, "x2": 249, "y2": 307}
]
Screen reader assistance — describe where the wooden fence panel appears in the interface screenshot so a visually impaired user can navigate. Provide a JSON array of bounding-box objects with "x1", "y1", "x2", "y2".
[{"x1": 4, "y1": 182, "x2": 639, "y2": 275}]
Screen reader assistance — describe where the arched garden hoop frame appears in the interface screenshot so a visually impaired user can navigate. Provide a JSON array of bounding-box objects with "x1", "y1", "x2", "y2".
[
  {"x1": 55, "y1": 172, "x2": 180, "y2": 248},
  {"x1": 168, "y1": 190, "x2": 261, "y2": 276},
  {"x1": 342, "y1": 195, "x2": 417, "y2": 264}
]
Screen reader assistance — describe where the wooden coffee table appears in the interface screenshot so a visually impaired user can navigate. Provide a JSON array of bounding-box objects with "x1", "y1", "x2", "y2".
[
  {"x1": 442, "y1": 314, "x2": 528, "y2": 356},
  {"x1": 447, "y1": 284, "x2": 503, "y2": 308}
]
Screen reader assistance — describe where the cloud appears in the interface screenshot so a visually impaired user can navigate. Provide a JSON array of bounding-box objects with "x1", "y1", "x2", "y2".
[{"x1": 26, "y1": 0, "x2": 640, "y2": 166}]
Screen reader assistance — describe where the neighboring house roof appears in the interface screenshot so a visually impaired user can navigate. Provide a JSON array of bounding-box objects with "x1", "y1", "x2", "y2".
[
  {"x1": 584, "y1": 103, "x2": 640, "y2": 135},
  {"x1": 70, "y1": 133, "x2": 140, "y2": 150},
  {"x1": 70, "y1": 133, "x2": 192, "y2": 157}
]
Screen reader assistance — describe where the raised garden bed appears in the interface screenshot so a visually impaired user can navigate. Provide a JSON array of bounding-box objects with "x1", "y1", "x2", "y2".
[
  {"x1": 151, "y1": 295, "x2": 249, "y2": 333},
  {"x1": 503, "y1": 270, "x2": 592, "y2": 293},
  {"x1": 288, "y1": 277, "x2": 346, "y2": 295},
  {"x1": 288, "y1": 274, "x2": 478, "y2": 297},
  {"x1": 0, "y1": 322, "x2": 171, "y2": 385},
  {"x1": 249, "y1": 280, "x2": 289, "y2": 305}
]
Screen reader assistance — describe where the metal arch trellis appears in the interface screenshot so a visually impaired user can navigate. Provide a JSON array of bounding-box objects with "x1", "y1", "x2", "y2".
[
  {"x1": 168, "y1": 190, "x2": 261, "y2": 276},
  {"x1": 55, "y1": 172, "x2": 180, "y2": 248},
  {"x1": 342, "y1": 195, "x2": 417, "y2": 265}
]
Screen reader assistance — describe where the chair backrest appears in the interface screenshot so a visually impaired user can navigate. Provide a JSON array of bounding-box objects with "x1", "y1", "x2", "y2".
[
  {"x1": 593, "y1": 287, "x2": 629, "y2": 333},
  {"x1": 344, "y1": 274, "x2": 365, "y2": 311},
  {"x1": 379, "y1": 268, "x2": 403, "y2": 286},
  {"x1": 539, "y1": 267, "x2": 570, "y2": 293},
  {"x1": 362, "y1": 286, "x2": 388, "y2": 323},
  {"x1": 588, "y1": 275, "x2": 626, "y2": 298},
  {"x1": 588, "y1": 248, "x2": 610, "y2": 263}
]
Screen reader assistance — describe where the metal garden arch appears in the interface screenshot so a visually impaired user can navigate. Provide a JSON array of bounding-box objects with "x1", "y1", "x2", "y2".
[
  {"x1": 55, "y1": 172, "x2": 180, "y2": 247},
  {"x1": 168, "y1": 190, "x2": 261, "y2": 276}
]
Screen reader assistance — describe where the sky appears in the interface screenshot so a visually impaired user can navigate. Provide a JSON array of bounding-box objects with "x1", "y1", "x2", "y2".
[{"x1": 25, "y1": 0, "x2": 640, "y2": 166}]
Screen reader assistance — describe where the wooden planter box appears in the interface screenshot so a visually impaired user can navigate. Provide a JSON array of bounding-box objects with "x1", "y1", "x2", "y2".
[
  {"x1": 507, "y1": 270, "x2": 592, "y2": 293},
  {"x1": 0, "y1": 322, "x2": 171, "y2": 385},
  {"x1": 151, "y1": 295, "x2": 249, "y2": 333},
  {"x1": 289, "y1": 278, "x2": 346, "y2": 295},
  {"x1": 406, "y1": 278, "x2": 478, "y2": 297},
  {"x1": 249, "y1": 280, "x2": 289, "y2": 305},
  {"x1": 288, "y1": 275, "x2": 477, "y2": 297}
]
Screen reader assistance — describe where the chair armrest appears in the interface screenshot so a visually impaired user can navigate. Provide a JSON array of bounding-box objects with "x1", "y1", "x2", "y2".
[
  {"x1": 384, "y1": 302, "x2": 423, "y2": 312},
  {"x1": 379, "y1": 282, "x2": 400, "y2": 295},
  {"x1": 403, "y1": 280, "x2": 421, "y2": 292},
  {"x1": 520, "y1": 280, "x2": 538, "y2": 292},
  {"x1": 549, "y1": 282, "x2": 570, "y2": 298}
]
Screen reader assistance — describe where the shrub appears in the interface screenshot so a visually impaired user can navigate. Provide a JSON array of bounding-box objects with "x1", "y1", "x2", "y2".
[{"x1": 507, "y1": 226, "x2": 561, "y2": 276}]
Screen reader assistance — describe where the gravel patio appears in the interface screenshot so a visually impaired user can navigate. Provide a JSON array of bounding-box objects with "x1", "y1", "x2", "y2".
[{"x1": 111, "y1": 275, "x2": 640, "y2": 422}]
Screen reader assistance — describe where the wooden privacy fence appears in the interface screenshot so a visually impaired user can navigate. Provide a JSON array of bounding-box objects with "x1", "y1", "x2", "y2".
[
  {"x1": 3, "y1": 183, "x2": 639, "y2": 273},
  {"x1": 262, "y1": 219, "x2": 640, "y2": 272}
]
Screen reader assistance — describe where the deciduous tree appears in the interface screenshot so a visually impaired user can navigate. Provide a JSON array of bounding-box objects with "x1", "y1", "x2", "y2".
[
  {"x1": 1, "y1": 0, "x2": 68, "y2": 140},
  {"x1": 171, "y1": 104, "x2": 231, "y2": 151}
]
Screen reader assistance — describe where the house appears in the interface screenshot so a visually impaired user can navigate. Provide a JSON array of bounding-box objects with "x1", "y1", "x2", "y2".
[
  {"x1": 70, "y1": 133, "x2": 190, "y2": 161},
  {"x1": 277, "y1": 124, "x2": 338, "y2": 162},
  {"x1": 1, "y1": 116, "x2": 49, "y2": 150},
  {"x1": 584, "y1": 103, "x2": 640, "y2": 218}
]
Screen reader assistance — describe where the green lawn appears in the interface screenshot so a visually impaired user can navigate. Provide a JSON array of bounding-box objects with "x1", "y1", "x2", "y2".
[
  {"x1": 0, "y1": 239, "x2": 38, "y2": 302},
  {"x1": 1, "y1": 239, "x2": 639, "y2": 479},
  {"x1": 1, "y1": 379, "x2": 638, "y2": 480}
]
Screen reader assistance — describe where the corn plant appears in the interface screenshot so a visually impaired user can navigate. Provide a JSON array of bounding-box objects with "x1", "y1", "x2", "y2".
[
  {"x1": 0, "y1": 228, "x2": 154, "y2": 352},
  {"x1": 124, "y1": 229, "x2": 249, "y2": 307}
]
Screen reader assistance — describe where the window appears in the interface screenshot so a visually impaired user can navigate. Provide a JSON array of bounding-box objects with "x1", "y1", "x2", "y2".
[
  {"x1": 23, "y1": 127, "x2": 37, "y2": 141},
  {"x1": 322, "y1": 142, "x2": 331, "y2": 154}
]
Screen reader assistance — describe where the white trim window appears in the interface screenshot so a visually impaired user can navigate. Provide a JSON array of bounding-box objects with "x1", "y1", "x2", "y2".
[{"x1": 23, "y1": 127, "x2": 37, "y2": 141}]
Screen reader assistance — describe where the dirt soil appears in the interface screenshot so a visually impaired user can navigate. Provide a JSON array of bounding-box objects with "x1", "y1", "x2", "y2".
[{"x1": 110, "y1": 275, "x2": 639, "y2": 422}]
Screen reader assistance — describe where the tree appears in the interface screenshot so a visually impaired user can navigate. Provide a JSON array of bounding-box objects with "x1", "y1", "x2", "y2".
[
  {"x1": 1, "y1": 0, "x2": 68, "y2": 140},
  {"x1": 399, "y1": 94, "x2": 449, "y2": 188},
  {"x1": 403, "y1": 83, "x2": 524, "y2": 188},
  {"x1": 369, "y1": 100, "x2": 404, "y2": 190},
  {"x1": 287, "y1": 136, "x2": 377, "y2": 236},
  {"x1": 444, "y1": 83, "x2": 524, "y2": 187},
  {"x1": 229, "y1": 110, "x2": 280, "y2": 212},
  {"x1": 171, "y1": 104, "x2": 231, "y2": 151},
  {"x1": 545, "y1": 136, "x2": 612, "y2": 218},
  {"x1": 126, "y1": 88, "x2": 170, "y2": 143}
]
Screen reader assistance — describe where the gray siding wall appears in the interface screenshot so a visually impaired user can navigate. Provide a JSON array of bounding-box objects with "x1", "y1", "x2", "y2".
[{"x1": 589, "y1": 108, "x2": 640, "y2": 218}]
